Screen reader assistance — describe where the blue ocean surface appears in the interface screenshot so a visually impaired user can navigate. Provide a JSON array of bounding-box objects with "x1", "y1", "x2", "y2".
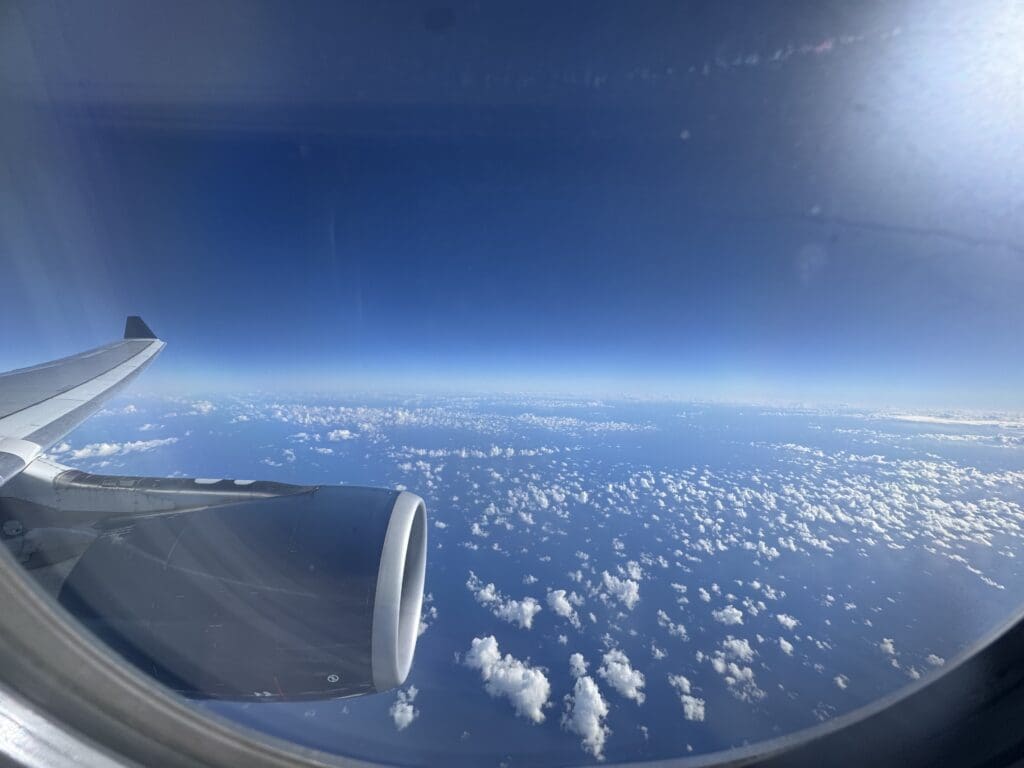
[{"x1": 50, "y1": 395, "x2": 1024, "y2": 766}]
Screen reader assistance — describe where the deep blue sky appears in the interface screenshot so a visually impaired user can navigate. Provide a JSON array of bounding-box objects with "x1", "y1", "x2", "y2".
[{"x1": 1, "y1": 1, "x2": 1022, "y2": 407}]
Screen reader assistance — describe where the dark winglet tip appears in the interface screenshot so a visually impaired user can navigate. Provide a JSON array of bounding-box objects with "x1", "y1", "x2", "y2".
[{"x1": 124, "y1": 315, "x2": 157, "y2": 340}]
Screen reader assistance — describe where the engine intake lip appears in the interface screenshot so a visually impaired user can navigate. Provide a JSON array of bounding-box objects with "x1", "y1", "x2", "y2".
[{"x1": 371, "y1": 491, "x2": 427, "y2": 691}]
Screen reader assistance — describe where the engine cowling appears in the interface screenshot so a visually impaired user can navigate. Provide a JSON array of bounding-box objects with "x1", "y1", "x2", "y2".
[{"x1": 55, "y1": 485, "x2": 427, "y2": 701}]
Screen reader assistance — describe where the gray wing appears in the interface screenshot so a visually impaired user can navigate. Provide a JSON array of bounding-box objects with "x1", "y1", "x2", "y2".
[
  {"x1": 0, "y1": 316, "x2": 427, "y2": 702},
  {"x1": 0, "y1": 317, "x2": 164, "y2": 487}
]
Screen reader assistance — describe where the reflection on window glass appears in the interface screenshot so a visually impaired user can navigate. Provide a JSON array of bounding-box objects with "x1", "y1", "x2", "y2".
[{"x1": 1, "y1": 1, "x2": 1022, "y2": 766}]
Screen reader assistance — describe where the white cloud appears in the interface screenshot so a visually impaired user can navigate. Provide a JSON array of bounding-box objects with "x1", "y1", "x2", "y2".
[
  {"x1": 779, "y1": 637, "x2": 794, "y2": 655},
  {"x1": 327, "y1": 429, "x2": 356, "y2": 441},
  {"x1": 721, "y1": 636, "x2": 755, "y2": 662},
  {"x1": 926, "y1": 653, "x2": 945, "y2": 666},
  {"x1": 547, "y1": 590, "x2": 582, "y2": 629},
  {"x1": 66, "y1": 437, "x2": 178, "y2": 460},
  {"x1": 880, "y1": 638, "x2": 896, "y2": 655},
  {"x1": 464, "y1": 636, "x2": 551, "y2": 723},
  {"x1": 601, "y1": 571, "x2": 640, "y2": 610},
  {"x1": 517, "y1": 413, "x2": 652, "y2": 435},
  {"x1": 709, "y1": 657, "x2": 765, "y2": 703},
  {"x1": 389, "y1": 686, "x2": 419, "y2": 730},
  {"x1": 486, "y1": 589, "x2": 540, "y2": 628},
  {"x1": 834, "y1": 674, "x2": 849, "y2": 690},
  {"x1": 598, "y1": 649, "x2": 645, "y2": 704},
  {"x1": 466, "y1": 572, "x2": 542, "y2": 629},
  {"x1": 668, "y1": 675, "x2": 706, "y2": 722},
  {"x1": 712, "y1": 605, "x2": 744, "y2": 626},
  {"x1": 622, "y1": 560, "x2": 643, "y2": 580},
  {"x1": 562, "y1": 667, "x2": 610, "y2": 760},
  {"x1": 657, "y1": 609, "x2": 688, "y2": 641},
  {"x1": 776, "y1": 614, "x2": 799, "y2": 631},
  {"x1": 569, "y1": 653, "x2": 588, "y2": 678},
  {"x1": 189, "y1": 400, "x2": 216, "y2": 415},
  {"x1": 418, "y1": 595, "x2": 438, "y2": 636},
  {"x1": 705, "y1": 638, "x2": 765, "y2": 703}
]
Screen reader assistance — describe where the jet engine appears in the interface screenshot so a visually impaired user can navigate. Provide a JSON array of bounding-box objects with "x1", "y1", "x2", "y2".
[{"x1": 0, "y1": 460, "x2": 426, "y2": 701}]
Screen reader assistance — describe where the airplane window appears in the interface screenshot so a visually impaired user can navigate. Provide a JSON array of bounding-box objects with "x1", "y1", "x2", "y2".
[{"x1": 1, "y1": 2, "x2": 1022, "y2": 766}]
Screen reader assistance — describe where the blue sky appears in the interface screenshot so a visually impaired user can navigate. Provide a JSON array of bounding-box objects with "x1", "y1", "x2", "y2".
[{"x1": 1, "y1": 0, "x2": 1022, "y2": 408}]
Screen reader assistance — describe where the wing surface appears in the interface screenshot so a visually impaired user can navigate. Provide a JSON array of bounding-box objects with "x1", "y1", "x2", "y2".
[{"x1": 0, "y1": 317, "x2": 164, "y2": 487}]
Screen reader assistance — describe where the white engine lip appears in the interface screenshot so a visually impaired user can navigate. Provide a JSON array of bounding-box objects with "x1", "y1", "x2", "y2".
[{"x1": 371, "y1": 490, "x2": 427, "y2": 692}]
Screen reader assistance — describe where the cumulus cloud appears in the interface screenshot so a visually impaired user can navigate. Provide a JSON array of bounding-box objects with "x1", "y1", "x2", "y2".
[
  {"x1": 712, "y1": 605, "x2": 744, "y2": 626},
  {"x1": 327, "y1": 429, "x2": 356, "y2": 441},
  {"x1": 547, "y1": 589, "x2": 582, "y2": 629},
  {"x1": 464, "y1": 636, "x2": 551, "y2": 723},
  {"x1": 880, "y1": 638, "x2": 896, "y2": 655},
  {"x1": 418, "y1": 594, "x2": 438, "y2": 636},
  {"x1": 721, "y1": 636, "x2": 755, "y2": 662},
  {"x1": 63, "y1": 437, "x2": 178, "y2": 460},
  {"x1": 779, "y1": 637, "x2": 794, "y2": 655},
  {"x1": 776, "y1": 614, "x2": 799, "y2": 631},
  {"x1": 710, "y1": 658, "x2": 764, "y2": 702},
  {"x1": 562, "y1": 656, "x2": 610, "y2": 760},
  {"x1": 517, "y1": 413, "x2": 652, "y2": 435},
  {"x1": 569, "y1": 653, "x2": 588, "y2": 678},
  {"x1": 598, "y1": 649, "x2": 645, "y2": 704},
  {"x1": 389, "y1": 686, "x2": 419, "y2": 730},
  {"x1": 467, "y1": 572, "x2": 542, "y2": 629},
  {"x1": 668, "y1": 675, "x2": 706, "y2": 722},
  {"x1": 601, "y1": 571, "x2": 640, "y2": 610},
  {"x1": 103, "y1": 403, "x2": 138, "y2": 415},
  {"x1": 704, "y1": 637, "x2": 765, "y2": 703},
  {"x1": 657, "y1": 609, "x2": 688, "y2": 640}
]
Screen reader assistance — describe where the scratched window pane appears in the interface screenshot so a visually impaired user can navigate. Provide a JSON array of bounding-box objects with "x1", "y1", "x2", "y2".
[{"x1": 1, "y1": 2, "x2": 1022, "y2": 765}]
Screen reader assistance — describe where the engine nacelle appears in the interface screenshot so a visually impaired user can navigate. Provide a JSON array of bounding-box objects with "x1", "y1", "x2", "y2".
[{"x1": 1, "y1": 467, "x2": 426, "y2": 701}]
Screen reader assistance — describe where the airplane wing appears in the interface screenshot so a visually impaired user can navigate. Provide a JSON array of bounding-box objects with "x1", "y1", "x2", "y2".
[
  {"x1": 0, "y1": 319, "x2": 426, "y2": 704},
  {"x1": 0, "y1": 316, "x2": 165, "y2": 487}
]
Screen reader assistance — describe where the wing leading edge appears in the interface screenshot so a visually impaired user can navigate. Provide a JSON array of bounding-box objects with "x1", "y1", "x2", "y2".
[{"x1": 0, "y1": 318, "x2": 164, "y2": 487}]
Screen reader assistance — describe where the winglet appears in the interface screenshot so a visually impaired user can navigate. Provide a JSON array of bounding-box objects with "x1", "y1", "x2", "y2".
[{"x1": 124, "y1": 316, "x2": 157, "y2": 340}]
